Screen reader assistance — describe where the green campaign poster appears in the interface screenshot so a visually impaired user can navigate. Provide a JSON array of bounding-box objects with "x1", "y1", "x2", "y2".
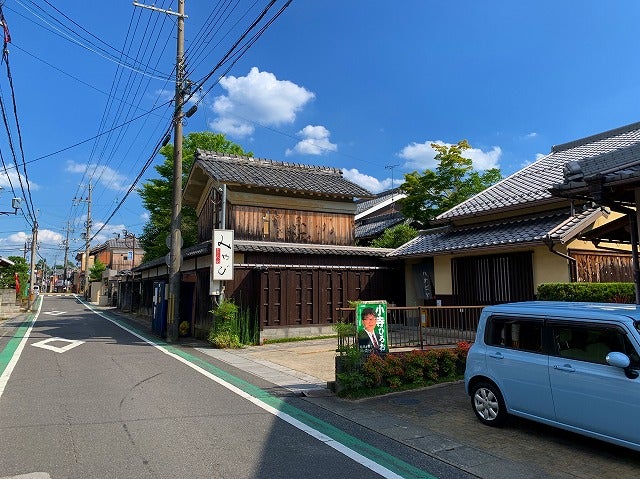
[{"x1": 356, "y1": 301, "x2": 388, "y2": 353}]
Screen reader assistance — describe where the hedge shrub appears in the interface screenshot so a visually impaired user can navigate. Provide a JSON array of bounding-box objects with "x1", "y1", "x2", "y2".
[{"x1": 537, "y1": 282, "x2": 635, "y2": 303}]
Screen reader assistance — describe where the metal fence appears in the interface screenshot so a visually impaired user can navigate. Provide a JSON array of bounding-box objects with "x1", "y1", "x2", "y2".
[{"x1": 337, "y1": 305, "x2": 484, "y2": 349}]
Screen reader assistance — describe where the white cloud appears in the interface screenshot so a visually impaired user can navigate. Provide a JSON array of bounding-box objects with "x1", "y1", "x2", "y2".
[
  {"x1": 210, "y1": 67, "x2": 315, "y2": 138},
  {"x1": 286, "y1": 125, "x2": 337, "y2": 156},
  {"x1": 398, "y1": 140, "x2": 501, "y2": 171},
  {"x1": 65, "y1": 161, "x2": 130, "y2": 192},
  {"x1": 1, "y1": 229, "x2": 62, "y2": 254},
  {"x1": 0, "y1": 170, "x2": 39, "y2": 191},
  {"x1": 36, "y1": 229, "x2": 63, "y2": 243},
  {"x1": 91, "y1": 222, "x2": 128, "y2": 245},
  {"x1": 342, "y1": 168, "x2": 393, "y2": 194},
  {"x1": 525, "y1": 132, "x2": 538, "y2": 139}
]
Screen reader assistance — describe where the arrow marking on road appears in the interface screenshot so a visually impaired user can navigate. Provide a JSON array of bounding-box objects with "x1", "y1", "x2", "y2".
[{"x1": 31, "y1": 337, "x2": 84, "y2": 353}]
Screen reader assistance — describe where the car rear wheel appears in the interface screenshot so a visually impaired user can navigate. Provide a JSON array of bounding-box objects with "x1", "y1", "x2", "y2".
[{"x1": 471, "y1": 381, "x2": 507, "y2": 427}]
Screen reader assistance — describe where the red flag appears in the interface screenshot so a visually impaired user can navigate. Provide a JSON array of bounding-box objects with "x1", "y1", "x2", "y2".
[{"x1": 14, "y1": 272, "x2": 19, "y2": 294}]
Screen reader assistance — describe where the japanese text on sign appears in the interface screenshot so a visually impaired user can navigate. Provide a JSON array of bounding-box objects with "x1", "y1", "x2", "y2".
[{"x1": 212, "y1": 229, "x2": 234, "y2": 280}]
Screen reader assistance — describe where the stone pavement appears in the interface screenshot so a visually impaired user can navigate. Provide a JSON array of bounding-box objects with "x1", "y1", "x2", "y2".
[{"x1": 7, "y1": 299, "x2": 640, "y2": 479}]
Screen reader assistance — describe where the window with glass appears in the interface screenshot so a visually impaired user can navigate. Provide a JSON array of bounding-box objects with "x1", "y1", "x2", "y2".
[
  {"x1": 485, "y1": 316, "x2": 543, "y2": 353},
  {"x1": 553, "y1": 323, "x2": 640, "y2": 367}
]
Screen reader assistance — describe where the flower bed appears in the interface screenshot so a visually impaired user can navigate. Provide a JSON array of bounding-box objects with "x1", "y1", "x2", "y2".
[{"x1": 335, "y1": 341, "x2": 471, "y2": 398}]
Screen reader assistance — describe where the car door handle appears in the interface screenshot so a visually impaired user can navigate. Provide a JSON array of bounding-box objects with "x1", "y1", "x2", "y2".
[
  {"x1": 553, "y1": 364, "x2": 576, "y2": 372},
  {"x1": 488, "y1": 352, "x2": 504, "y2": 359}
]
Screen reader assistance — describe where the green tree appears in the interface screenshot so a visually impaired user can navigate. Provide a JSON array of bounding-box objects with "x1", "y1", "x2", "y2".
[
  {"x1": 0, "y1": 256, "x2": 29, "y2": 297},
  {"x1": 369, "y1": 223, "x2": 419, "y2": 248},
  {"x1": 89, "y1": 259, "x2": 106, "y2": 282},
  {"x1": 398, "y1": 140, "x2": 502, "y2": 228},
  {"x1": 138, "y1": 131, "x2": 252, "y2": 261}
]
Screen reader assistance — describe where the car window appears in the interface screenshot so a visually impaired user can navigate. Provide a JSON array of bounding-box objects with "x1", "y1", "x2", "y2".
[
  {"x1": 553, "y1": 324, "x2": 640, "y2": 367},
  {"x1": 485, "y1": 316, "x2": 543, "y2": 353}
]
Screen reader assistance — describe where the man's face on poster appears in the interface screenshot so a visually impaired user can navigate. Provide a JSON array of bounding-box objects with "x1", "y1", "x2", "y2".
[{"x1": 362, "y1": 313, "x2": 376, "y2": 333}]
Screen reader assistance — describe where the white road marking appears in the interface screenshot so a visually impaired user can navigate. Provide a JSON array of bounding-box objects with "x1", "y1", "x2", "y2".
[{"x1": 31, "y1": 337, "x2": 84, "y2": 354}]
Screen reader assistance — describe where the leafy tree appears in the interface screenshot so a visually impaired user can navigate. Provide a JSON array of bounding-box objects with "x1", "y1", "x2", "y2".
[
  {"x1": 138, "y1": 132, "x2": 252, "y2": 261},
  {"x1": 369, "y1": 223, "x2": 419, "y2": 248},
  {"x1": 399, "y1": 140, "x2": 502, "y2": 228},
  {"x1": 89, "y1": 259, "x2": 106, "y2": 282},
  {"x1": 0, "y1": 256, "x2": 29, "y2": 296}
]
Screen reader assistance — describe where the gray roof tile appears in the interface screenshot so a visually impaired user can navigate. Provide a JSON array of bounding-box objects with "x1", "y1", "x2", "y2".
[
  {"x1": 436, "y1": 121, "x2": 640, "y2": 221},
  {"x1": 136, "y1": 239, "x2": 392, "y2": 270},
  {"x1": 389, "y1": 208, "x2": 600, "y2": 258},
  {"x1": 234, "y1": 239, "x2": 392, "y2": 257},
  {"x1": 355, "y1": 188, "x2": 404, "y2": 215},
  {"x1": 195, "y1": 150, "x2": 373, "y2": 199},
  {"x1": 355, "y1": 213, "x2": 406, "y2": 239}
]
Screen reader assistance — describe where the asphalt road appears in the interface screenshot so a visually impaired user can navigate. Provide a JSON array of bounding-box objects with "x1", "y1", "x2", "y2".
[{"x1": 0, "y1": 296, "x2": 476, "y2": 479}]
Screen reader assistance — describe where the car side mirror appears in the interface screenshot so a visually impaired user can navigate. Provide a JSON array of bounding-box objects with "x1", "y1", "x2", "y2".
[{"x1": 607, "y1": 352, "x2": 639, "y2": 379}]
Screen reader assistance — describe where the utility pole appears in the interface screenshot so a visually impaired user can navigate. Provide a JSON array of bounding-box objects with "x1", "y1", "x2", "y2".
[
  {"x1": 26, "y1": 222, "x2": 37, "y2": 311},
  {"x1": 61, "y1": 221, "x2": 71, "y2": 292},
  {"x1": 134, "y1": 0, "x2": 187, "y2": 341},
  {"x1": 74, "y1": 183, "x2": 92, "y2": 296},
  {"x1": 123, "y1": 229, "x2": 136, "y2": 312},
  {"x1": 168, "y1": 0, "x2": 186, "y2": 342}
]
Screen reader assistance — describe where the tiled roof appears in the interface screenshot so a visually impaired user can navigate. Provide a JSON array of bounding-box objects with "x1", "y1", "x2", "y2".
[
  {"x1": 136, "y1": 239, "x2": 392, "y2": 270},
  {"x1": 388, "y1": 207, "x2": 602, "y2": 258},
  {"x1": 552, "y1": 142, "x2": 640, "y2": 193},
  {"x1": 234, "y1": 239, "x2": 392, "y2": 257},
  {"x1": 90, "y1": 237, "x2": 142, "y2": 254},
  {"x1": 195, "y1": 150, "x2": 373, "y2": 199},
  {"x1": 355, "y1": 188, "x2": 404, "y2": 215},
  {"x1": 436, "y1": 121, "x2": 640, "y2": 221},
  {"x1": 355, "y1": 213, "x2": 406, "y2": 239}
]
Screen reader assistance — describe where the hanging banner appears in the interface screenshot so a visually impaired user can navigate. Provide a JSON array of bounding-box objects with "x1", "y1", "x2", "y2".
[
  {"x1": 213, "y1": 229, "x2": 234, "y2": 280},
  {"x1": 356, "y1": 300, "x2": 388, "y2": 354}
]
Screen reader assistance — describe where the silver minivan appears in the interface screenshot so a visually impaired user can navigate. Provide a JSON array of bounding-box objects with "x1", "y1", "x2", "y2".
[{"x1": 465, "y1": 301, "x2": 640, "y2": 450}]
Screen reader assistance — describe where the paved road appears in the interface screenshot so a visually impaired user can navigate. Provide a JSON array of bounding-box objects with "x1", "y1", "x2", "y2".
[{"x1": 0, "y1": 295, "x2": 475, "y2": 479}]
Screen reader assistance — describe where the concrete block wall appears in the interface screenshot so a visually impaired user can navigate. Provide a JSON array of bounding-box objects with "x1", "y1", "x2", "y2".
[{"x1": 0, "y1": 288, "x2": 20, "y2": 317}]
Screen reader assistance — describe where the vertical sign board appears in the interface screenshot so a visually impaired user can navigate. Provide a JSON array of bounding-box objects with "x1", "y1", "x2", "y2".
[
  {"x1": 213, "y1": 229, "x2": 234, "y2": 281},
  {"x1": 356, "y1": 300, "x2": 389, "y2": 354}
]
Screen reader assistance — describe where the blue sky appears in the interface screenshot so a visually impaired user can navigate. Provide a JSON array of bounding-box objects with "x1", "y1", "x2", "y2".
[{"x1": 1, "y1": 0, "x2": 640, "y2": 266}]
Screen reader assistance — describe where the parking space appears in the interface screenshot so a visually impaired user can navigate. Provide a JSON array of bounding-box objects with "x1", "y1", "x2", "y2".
[{"x1": 356, "y1": 382, "x2": 640, "y2": 479}]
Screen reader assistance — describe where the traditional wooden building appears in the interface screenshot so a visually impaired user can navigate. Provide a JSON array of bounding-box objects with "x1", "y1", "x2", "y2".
[
  {"x1": 389, "y1": 122, "x2": 639, "y2": 306},
  {"x1": 76, "y1": 237, "x2": 144, "y2": 306},
  {"x1": 135, "y1": 151, "x2": 405, "y2": 339}
]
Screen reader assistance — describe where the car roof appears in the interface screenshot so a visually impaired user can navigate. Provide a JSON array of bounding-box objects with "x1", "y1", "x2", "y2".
[{"x1": 483, "y1": 301, "x2": 640, "y2": 323}]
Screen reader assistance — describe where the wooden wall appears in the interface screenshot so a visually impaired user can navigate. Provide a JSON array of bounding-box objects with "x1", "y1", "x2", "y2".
[
  {"x1": 230, "y1": 204, "x2": 354, "y2": 245},
  {"x1": 195, "y1": 187, "x2": 357, "y2": 246},
  {"x1": 571, "y1": 250, "x2": 633, "y2": 282}
]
